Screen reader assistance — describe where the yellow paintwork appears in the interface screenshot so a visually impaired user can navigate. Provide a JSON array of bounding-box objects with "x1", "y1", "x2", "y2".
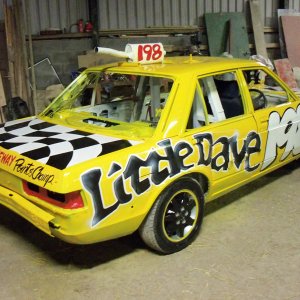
[{"x1": 0, "y1": 55, "x2": 299, "y2": 245}]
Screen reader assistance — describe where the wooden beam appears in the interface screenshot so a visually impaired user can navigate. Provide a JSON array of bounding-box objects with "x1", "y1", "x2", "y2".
[
  {"x1": 0, "y1": 73, "x2": 7, "y2": 122},
  {"x1": 0, "y1": 73, "x2": 6, "y2": 107},
  {"x1": 250, "y1": 0, "x2": 268, "y2": 58},
  {"x1": 4, "y1": 2, "x2": 17, "y2": 98},
  {"x1": 25, "y1": 0, "x2": 37, "y2": 115},
  {"x1": 88, "y1": 0, "x2": 99, "y2": 48}
]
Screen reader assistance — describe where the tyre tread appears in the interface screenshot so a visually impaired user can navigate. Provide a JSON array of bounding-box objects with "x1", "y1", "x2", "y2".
[{"x1": 139, "y1": 177, "x2": 204, "y2": 254}]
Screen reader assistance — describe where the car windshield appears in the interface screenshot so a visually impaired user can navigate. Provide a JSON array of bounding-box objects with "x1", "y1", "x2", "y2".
[{"x1": 40, "y1": 71, "x2": 174, "y2": 127}]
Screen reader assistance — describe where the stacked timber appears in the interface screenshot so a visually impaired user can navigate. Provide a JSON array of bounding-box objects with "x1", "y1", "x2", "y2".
[{"x1": 4, "y1": 0, "x2": 32, "y2": 114}]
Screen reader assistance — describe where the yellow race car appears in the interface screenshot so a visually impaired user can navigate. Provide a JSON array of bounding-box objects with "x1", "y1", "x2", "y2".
[{"x1": 0, "y1": 44, "x2": 299, "y2": 254}]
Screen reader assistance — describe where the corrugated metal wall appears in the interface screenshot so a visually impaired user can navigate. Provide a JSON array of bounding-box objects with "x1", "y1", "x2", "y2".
[
  {"x1": 0, "y1": 0, "x2": 300, "y2": 34},
  {"x1": 25, "y1": 0, "x2": 89, "y2": 34},
  {"x1": 0, "y1": 0, "x2": 3, "y2": 20},
  {"x1": 99, "y1": 0, "x2": 249, "y2": 29},
  {"x1": 0, "y1": 0, "x2": 89, "y2": 33},
  {"x1": 286, "y1": 0, "x2": 300, "y2": 10}
]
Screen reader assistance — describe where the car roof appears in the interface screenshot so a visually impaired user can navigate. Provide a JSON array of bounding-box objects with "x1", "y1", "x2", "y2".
[{"x1": 87, "y1": 56, "x2": 262, "y2": 78}]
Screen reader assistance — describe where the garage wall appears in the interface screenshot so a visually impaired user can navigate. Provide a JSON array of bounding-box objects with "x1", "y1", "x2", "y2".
[
  {"x1": 24, "y1": 0, "x2": 89, "y2": 34},
  {"x1": 285, "y1": 0, "x2": 300, "y2": 10},
  {"x1": 1, "y1": 0, "x2": 299, "y2": 34},
  {"x1": 0, "y1": 0, "x2": 299, "y2": 88},
  {"x1": 99, "y1": 0, "x2": 246, "y2": 29},
  {"x1": 99, "y1": 0, "x2": 275, "y2": 29},
  {"x1": 0, "y1": 0, "x2": 89, "y2": 34}
]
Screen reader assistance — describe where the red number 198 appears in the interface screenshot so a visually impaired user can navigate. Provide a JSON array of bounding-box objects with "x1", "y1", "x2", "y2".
[{"x1": 138, "y1": 44, "x2": 163, "y2": 62}]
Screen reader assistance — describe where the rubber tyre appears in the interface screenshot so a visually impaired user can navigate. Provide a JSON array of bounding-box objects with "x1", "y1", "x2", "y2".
[{"x1": 139, "y1": 177, "x2": 204, "y2": 254}]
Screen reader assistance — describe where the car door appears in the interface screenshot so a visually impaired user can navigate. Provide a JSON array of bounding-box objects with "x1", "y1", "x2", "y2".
[
  {"x1": 240, "y1": 67, "x2": 300, "y2": 172},
  {"x1": 180, "y1": 70, "x2": 261, "y2": 199}
]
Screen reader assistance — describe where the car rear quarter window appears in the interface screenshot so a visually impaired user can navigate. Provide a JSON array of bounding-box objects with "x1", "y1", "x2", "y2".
[{"x1": 188, "y1": 71, "x2": 245, "y2": 129}]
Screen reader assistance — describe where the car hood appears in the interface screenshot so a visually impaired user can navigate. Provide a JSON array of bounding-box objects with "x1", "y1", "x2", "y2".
[{"x1": 0, "y1": 117, "x2": 139, "y2": 170}]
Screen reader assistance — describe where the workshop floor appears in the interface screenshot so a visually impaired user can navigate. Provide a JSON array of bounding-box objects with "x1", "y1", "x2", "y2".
[{"x1": 0, "y1": 161, "x2": 299, "y2": 300}]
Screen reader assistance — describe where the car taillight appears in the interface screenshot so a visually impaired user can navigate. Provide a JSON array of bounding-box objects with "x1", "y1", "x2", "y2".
[{"x1": 23, "y1": 181, "x2": 84, "y2": 209}]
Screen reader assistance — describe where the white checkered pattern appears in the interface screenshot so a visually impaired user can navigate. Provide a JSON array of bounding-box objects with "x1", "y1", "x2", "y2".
[{"x1": 0, "y1": 117, "x2": 132, "y2": 170}]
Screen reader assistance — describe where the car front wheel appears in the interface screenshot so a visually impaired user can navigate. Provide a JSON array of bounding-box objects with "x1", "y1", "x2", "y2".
[{"x1": 139, "y1": 177, "x2": 204, "y2": 254}]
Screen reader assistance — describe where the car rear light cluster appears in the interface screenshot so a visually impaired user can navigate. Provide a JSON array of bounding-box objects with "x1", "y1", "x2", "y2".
[{"x1": 23, "y1": 181, "x2": 84, "y2": 209}]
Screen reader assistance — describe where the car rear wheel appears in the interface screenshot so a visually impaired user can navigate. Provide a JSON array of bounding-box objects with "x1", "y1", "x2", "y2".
[{"x1": 139, "y1": 177, "x2": 204, "y2": 254}]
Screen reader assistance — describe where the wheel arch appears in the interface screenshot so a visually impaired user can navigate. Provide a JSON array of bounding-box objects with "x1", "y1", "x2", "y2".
[
  {"x1": 139, "y1": 171, "x2": 209, "y2": 226},
  {"x1": 188, "y1": 172, "x2": 209, "y2": 195},
  {"x1": 138, "y1": 173, "x2": 206, "y2": 253}
]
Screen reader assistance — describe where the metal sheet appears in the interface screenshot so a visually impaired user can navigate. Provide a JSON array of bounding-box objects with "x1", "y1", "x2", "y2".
[
  {"x1": 281, "y1": 15, "x2": 300, "y2": 67},
  {"x1": 286, "y1": 0, "x2": 300, "y2": 10},
  {"x1": 277, "y1": 9, "x2": 300, "y2": 57},
  {"x1": 205, "y1": 12, "x2": 250, "y2": 58}
]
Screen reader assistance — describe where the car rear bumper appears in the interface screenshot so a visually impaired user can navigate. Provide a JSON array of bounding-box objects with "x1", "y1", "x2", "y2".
[{"x1": 0, "y1": 185, "x2": 55, "y2": 236}]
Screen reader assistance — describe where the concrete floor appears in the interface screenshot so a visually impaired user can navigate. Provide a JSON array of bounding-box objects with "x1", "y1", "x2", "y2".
[{"x1": 0, "y1": 161, "x2": 299, "y2": 300}]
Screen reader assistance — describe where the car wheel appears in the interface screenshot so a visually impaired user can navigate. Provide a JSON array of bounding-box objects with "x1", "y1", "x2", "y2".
[{"x1": 139, "y1": 177, "x2": 204, "y2": 254}]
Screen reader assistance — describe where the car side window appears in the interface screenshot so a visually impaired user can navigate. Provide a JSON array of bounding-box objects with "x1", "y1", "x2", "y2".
[
  {"x1": 242, "y1": 69, "x2": 289, "y2": 110},
  {"x1": 198, "y1": 72, "x2": 244, "y2": 123},
  {"x1": 187, "y1": 71, "x2": 245, "y2": 130}
]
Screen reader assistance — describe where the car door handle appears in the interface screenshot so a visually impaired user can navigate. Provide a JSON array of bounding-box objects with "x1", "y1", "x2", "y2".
[{"x1": 259, "y1": 116, "x2": 268, "y2": 123}]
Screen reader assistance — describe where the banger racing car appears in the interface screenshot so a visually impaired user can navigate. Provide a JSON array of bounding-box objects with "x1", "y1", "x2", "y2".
[{"x1": 0, "y1": 43, "x2": 299, "y2": 254}]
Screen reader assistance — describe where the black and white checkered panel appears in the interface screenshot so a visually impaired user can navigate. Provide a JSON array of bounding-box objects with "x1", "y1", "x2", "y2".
[{"x1": 0, "y1": 118, "x2": 132, "y2": 170}]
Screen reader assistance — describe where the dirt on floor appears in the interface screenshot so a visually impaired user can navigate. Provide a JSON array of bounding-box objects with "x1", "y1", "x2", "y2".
[{"x1": 0, "y1": 161, "x2": 299, "y2": 300}]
